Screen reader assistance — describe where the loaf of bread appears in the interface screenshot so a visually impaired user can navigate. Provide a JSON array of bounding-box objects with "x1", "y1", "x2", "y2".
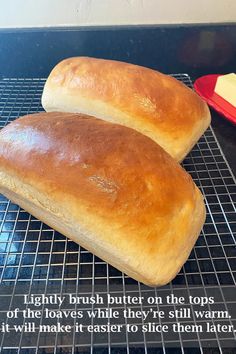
[
  {"x1": 0, "y1": 112, "x2": 206, "y2": 286},
  {"x1": 42, "y1": 57, "x2": 211, "y2": 161}
]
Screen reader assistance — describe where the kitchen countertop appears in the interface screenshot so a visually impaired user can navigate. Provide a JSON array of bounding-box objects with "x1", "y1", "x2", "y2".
[
  {"x1": 0, "y1": 24, "x2": 235, "y2": 176},
  {"x1": 0, "y1": 24, "x2": 235, "y2": 354}
]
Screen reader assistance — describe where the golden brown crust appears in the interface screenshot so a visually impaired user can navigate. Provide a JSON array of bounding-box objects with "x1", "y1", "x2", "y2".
[
  {"x1": 42, "y1": 57, "x2": 211, "y2": 161},
  {"x1": 0, "y1": 112, "x2": 206, "y2": 286}
]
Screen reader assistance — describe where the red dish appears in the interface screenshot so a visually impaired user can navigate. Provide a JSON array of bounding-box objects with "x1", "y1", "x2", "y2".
[{"x1": 194, "y1": 74, "x2": 236, "y2": 125}]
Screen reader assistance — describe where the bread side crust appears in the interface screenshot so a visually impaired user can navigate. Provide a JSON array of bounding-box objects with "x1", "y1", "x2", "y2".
[
  {"x1": 42, "y1": 87, "x2": 211, "y2": 161},
  {"x1": 0, "y1": 169, "x2": 205, "y2": 287},
  {"x1": 0, "y1": 112, "x2": 206, "y2": 286},
  {"x1": 42, "y1": 57, "x2": 211, "y2": 161}
]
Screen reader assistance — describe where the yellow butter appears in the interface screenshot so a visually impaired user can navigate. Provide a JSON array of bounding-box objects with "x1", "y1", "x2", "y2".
[{"x1": 214, "y1": 73, "x2": 236, "y2": 107}]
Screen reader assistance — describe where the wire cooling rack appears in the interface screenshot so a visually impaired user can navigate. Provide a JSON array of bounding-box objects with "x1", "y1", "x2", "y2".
[{"x1": 0, "y1": 76, "x2": 235, "y2": 354}]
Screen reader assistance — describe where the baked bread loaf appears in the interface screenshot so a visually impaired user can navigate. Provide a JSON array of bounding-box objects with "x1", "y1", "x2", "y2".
[
  {"x1": 42, "y1": 57, "x2": 211, "y2": 161},
  {"x1": 0, "y1": 112, "x2": 206, "y2": 286}
]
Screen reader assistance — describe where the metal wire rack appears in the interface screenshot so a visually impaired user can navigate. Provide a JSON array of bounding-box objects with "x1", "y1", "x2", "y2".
[{"x1": 0, "y1": 75, "x2": 235, "y2": 354}]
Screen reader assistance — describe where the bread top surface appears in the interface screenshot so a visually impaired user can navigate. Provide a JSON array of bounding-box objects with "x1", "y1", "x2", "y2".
[
  {"x1": 0, "y1": 111, "x2": 196, "y2": 223},
  {"x1": 0, "y1": 112, "x2": 205, "y2": 285},
  {"x1": 42, "y1": 56, "x2": 210, "y2": 161}
]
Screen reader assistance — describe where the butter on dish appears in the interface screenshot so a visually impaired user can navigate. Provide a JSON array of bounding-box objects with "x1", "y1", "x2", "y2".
[{"x1": 214, "y1": 73, "x2": 236, "y2": 108}]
